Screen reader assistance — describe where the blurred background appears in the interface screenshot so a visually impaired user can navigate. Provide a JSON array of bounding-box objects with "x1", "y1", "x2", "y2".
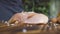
[
  {"x1": 22, "y1": 0, "x2": 60, "y2": 18},
  {"x1": 22, "y1": 0, "x2": 50, "y2": 16}
]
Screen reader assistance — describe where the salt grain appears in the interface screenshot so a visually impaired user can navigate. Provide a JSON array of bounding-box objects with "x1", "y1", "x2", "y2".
[{"x1": 22, "y1": 29, "x2": 27, "y2": 33}]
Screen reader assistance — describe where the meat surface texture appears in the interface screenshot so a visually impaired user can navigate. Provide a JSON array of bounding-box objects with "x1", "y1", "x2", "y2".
[
  {"x1": 9, "y1": 12, "x2": 49, "y2": 24},
  {"x1": 24, "y1": 13, "x2": 48, "y2": 24}
]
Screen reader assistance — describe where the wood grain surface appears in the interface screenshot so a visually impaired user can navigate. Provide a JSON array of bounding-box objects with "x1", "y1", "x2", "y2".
[{"x1": 0, "y1": 23, "x2": 60, "y2": 34}]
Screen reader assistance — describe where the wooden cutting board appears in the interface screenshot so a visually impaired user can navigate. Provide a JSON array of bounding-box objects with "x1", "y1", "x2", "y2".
[{"x1": 0, "y1": 23, "x2": 60, "y2": 34}]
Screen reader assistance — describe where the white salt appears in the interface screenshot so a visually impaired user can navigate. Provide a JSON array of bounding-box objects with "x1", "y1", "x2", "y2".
[{"x1": 22, "y1": 29, "x2": 27, "y2": 33}]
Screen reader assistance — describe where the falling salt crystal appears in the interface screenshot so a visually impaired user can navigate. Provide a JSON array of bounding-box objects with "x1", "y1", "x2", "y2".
[
  {"x1": 5, "y1": 21, "x2": 10, "y2": 26},
  {"x1": 54, "y1": 23, "x2": 57, "y2": 29},
  {"x1": 5, "y1": 21, "x2": 8, "y2": 24},
  {"x1": 55, "y1": 24, "x2": 59, "y2": 26},
  {"x1": 30, "y1": 25, "x2": 32, "y2": 27},
  {"x1": 22, "y1": 29, "x2": 27, "y2": 33},
  {"x1": 27, "y1": 24, "x2": 30, "y2": 27}
]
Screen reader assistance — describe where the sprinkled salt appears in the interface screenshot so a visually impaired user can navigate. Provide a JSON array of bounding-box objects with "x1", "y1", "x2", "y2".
[
  {"x1": 22, "y1": 29, "x2": 27, "y2": 33},
  {"x1": 5, "y1": 21, "x2": 10, "y2": 26}
]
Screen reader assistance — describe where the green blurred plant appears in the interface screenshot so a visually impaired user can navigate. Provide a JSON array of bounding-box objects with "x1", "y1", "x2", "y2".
[{"x1": 22, "y1": 0, "x2": 50, "y2": 16}]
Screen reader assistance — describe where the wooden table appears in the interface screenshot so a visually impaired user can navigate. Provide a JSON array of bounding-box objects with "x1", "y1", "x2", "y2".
[{"x1": 0, "y1": 23, "x2": 60, "y2": 34}]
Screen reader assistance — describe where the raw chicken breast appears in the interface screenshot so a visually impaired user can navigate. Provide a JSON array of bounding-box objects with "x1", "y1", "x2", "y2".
[
  {"x1": 23, "y1": 12, "x2": 49, "y2": 24},
  {"x1": 8, "y1": 12, "x2": 48, "y2": 25}
]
